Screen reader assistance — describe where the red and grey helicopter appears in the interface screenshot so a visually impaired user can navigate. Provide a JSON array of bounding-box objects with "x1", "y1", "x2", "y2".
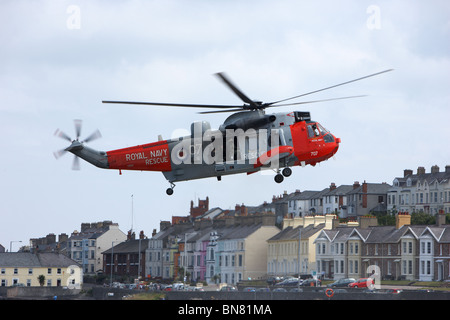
[{"x1": 54, "y1": 70, "x2": 392, "y2": 195}]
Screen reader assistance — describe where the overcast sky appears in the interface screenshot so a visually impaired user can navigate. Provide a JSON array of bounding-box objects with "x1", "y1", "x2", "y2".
[{"x1": 1, "y1": 0, "x2": 449, "y2": 250}]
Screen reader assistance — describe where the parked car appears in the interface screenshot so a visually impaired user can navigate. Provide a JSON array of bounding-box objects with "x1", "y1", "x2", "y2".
[
  {"x1": 327, "y1": 278, "x2": 356, "y2": 288},
  {"x1": 348, "y1": 278, "x2": 373, "y2": 288},
  {"x1": 242, "y1": 287, "x2": 256, "y2": 292},
  {"x1": 300, "y1": 279, "x2": 321, "y2": 287},
  {"x1": 386, "y1": 288, "x2": 402, "y2": 294},
  {"x1": 266, "y1": 276, "x2": 282, "y2": 285},
  {"x1": 276, "y1": 278, "x2": 301, "y2": 287},
  {"x1": 220, "y1": 285, "x2": 237, "y2": 292},
  {"x1": 256, "y1": 287, "x2": 271, "y2": 292},
  {"x1": 272, "y1": 288, "x2": 287, "y2": 292},
  {"x1": 298, "y1": 274, "x2": 314, "y2": 280},
  {"x1": 172, "y1": 283, "x2": 185, "y2": 291}
]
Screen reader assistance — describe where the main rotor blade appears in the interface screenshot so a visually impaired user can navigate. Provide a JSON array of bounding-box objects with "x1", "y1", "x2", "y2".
[
  {"x1": 102, "y1": 100, "x2": 243, "y2": 109},
  {"x1": 214, "y1": 72, "x2": 257, "y2": 107},
  {"x1": 198, "y1": 108, "x2": 245, "y2": 114},
  {"x1": 54, "y1": 129, "x2": 72, "y2": 142},
  {"x1": 270, "y1": 95, "x2": 367, "y2": 107},
  {"x1": 268, "y1": 69, "x2": 393, "y2": 106},
  {"x1": 74, "y1": 119, "x2": 82, "y2": 140},
  {"x1": 82, "y1": 129, "x2": 102, "y2": 143}
]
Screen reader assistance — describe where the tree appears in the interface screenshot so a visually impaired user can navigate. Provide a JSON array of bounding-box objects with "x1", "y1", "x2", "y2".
[
  {"x1": 411, "y1": 211, "x2": 435, "y2": 225},
  {"x1": 37, "y1": 275, "x2": 45, "y2": 287}
]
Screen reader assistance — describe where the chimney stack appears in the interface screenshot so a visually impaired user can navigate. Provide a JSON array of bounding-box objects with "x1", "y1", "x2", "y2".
[
  {"x1": 160, "y1": 220, "x2": 171, "y2": 231},
  {"x1": 417, "y1": 166, "x2": 425, "y2": 175},
  {"x1": 437, "y1": 210, "x2": 446, "y2": 226},
  {"x1": 431, "y1": 165, "x2": 440, "y2": 174},
  {"x1": 396, "y1": 211, "x2": 411, "y2": 229},
  {"x1": 353, "y1": 181, "x2": 360, "y2": 189},
  {"x1": 404, "y1": 169, "x2": 413, "y2": 177}
]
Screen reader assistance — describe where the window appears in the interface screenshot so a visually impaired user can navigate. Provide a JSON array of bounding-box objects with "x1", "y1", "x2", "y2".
[
  {"x1": 48, "y1": 268, "x2": 52, "y2": 275},
  {"x1": 403, "y1": 260, "x2": 413, "y2": 275},
  {"x1": 14, "y1": 268, "x2": 18, "y2": 275},
  {"x1": 307, "y1": 125, "x2": 314, "y2": 138},
  {"x1": 28, "y1": 268, "x2": 33, "y2": 275}
]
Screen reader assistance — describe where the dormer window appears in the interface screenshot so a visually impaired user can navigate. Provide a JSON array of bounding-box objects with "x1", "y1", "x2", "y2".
[
  {"x1": 406, "y1": 178, "x2": 412, "y2": 187},
  {"x1": 393, "y1": 179, "x2": 399, "y2": 187}
]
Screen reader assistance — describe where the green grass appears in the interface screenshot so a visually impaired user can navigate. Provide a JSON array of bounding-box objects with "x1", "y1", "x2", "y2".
[{"x1": 123, "y1": 292, "x2": 166, "y2": 300}]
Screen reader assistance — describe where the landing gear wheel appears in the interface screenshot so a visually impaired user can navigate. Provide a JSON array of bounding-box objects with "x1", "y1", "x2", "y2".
[
  {"x1": 274, "y1": 173, "x2": 284, "y2": 184},
  {"x1": 166, "y1": 182, "x2": 176, "y2": 196},
  {"x1": 282, "y1": 167, "x2": 292, "y2": 177}
]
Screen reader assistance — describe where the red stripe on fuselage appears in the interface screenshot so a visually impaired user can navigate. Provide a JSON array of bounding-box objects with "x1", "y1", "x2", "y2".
[{"x1": 107, "y1": 141, "x2": 171, "y2": 172}]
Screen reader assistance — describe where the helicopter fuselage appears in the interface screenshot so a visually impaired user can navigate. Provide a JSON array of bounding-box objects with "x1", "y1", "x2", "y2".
[{"x1": 69, "y1": 110, "x2": 340, "y2": 193}]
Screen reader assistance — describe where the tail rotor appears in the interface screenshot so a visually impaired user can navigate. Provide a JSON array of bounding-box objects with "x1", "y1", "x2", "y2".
[{"x1": 53, "y1": 119, "x2": 102, "y2": 170}]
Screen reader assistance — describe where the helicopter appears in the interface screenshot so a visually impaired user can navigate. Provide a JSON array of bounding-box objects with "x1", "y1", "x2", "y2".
[{"x1": 54, "y1": 70, "x2": 392, "y2": 195}]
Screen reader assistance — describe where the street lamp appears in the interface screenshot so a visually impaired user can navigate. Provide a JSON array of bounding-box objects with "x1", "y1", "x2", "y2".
[
  {"x1": 297, "y1": 227, "x2": 302, "y2": 290},
  {"x1": 10, "y1": 240, "x2": 22, "y2": 252},
  {"x1": 110, "y1": 241, "x2": 117, "y2": 287}
]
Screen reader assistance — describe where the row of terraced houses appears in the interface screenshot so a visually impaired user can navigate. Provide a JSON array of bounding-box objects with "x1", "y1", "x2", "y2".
[
  {"x1": 101, "y1": 165, "x2": 450, "y2": 284},
  {"x1": 2, "y1": 165, "x2": 449, "y2": 288}
]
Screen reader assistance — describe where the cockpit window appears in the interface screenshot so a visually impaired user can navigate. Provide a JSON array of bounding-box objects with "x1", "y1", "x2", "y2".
[
  {"x1": 307, "y1": 123, "x2": 329, "y2": 138},
  {"x1": 323, "y1": 133, "x2": 335, "y2": 143},
  {"x1": 307, "y1": 125, "x2": 314, "y2": 138},
  {"x1": 307, "y1": 124, "x2": 321, "y2": 138},
  {"x1": 318, "y1": 124, "x2": 329, "y2": 134}
]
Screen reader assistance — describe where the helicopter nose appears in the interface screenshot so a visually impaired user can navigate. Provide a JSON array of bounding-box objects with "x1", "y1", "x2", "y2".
[{"x1": 336, "y1": 137, "x2": 341, "y2": 144}]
